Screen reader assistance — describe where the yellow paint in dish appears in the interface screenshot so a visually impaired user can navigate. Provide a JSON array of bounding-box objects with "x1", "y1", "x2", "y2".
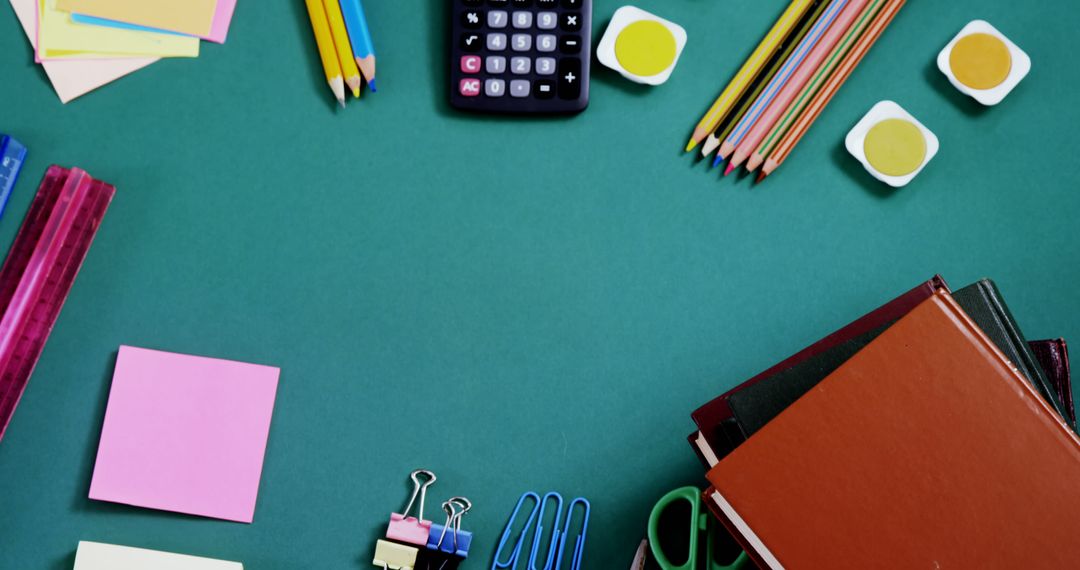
[
  {"x1": 949, "y1": 33, "x2": 1012, "y2": 90},
  {"x1": 614, "y1": 20, "x2": 677, "y2": 77},
  {"x1": 863, "y1": 119, "x2": 927, "y2": 177}
]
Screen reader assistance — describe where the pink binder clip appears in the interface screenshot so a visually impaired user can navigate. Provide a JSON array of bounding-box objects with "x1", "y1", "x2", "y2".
[{"x1": 387, "y1": 469, "x2": 437, "y2": 546}]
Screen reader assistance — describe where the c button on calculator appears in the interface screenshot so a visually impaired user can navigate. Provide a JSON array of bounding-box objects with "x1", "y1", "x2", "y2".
[{"x1": 461, "y1": 55, "x2": 482, "y2": 73}]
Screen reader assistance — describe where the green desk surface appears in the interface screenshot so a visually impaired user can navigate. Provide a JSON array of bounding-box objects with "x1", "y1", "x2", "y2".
[{"x1": 2, "y1": 0, "x2": 1079, "y2": 567}]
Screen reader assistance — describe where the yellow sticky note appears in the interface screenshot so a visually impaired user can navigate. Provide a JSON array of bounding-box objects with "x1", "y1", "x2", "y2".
[
  {"x1": 55, "y1": 0, "x2": 217, "y2": 37},
  {"x1": 38, "y1": 0, "x2": 199, "y2": 59}
]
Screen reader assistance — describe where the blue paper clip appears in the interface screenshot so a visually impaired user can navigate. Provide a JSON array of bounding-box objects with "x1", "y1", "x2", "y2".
[
  {"x1": 528, "y1": 492, "x2": 563, "y2": 570},
  {"x1": 554, "y1": 498, "x2": 590, "y2": 570},
  {"x1": 491, "y1": 492, "x2": 540, "y2": 570}
]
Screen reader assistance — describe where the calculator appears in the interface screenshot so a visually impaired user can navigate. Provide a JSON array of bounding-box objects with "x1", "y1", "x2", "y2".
[{"x1": 450, "y1": 0, "x2": 592, "y2": 114}]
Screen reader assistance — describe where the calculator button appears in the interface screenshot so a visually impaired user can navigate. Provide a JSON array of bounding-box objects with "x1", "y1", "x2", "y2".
[
  {"x1": 462, "y1": 10, "x2": 483, "y2": 29},
  {"x1": 486, "y1": 55, "x2": 507, "y2": 74},
  {"x1": 511, "y1": 34, "x2": 532, "y2": 51},
  {"x1": 510, "y1": 79, "x2": 531, "y2": 97},
  {"x1": 561, "y1": 0, "x2": 582, "y2": 8},
  {"x1": 461, "y1": 33, "x2": 483, "y2": 52},
  {"x1": 535, "y1": 34, "x2": 556, "y2": 52},
  {"x1": 561, "y1": 12, "x2": 582, "y2": 31},
  {"x1": 485, "y1": 79, "x2": 506, "y2": 97},
  {"x1": 511, "y1": 56, "x2": 531, "y2": 74},
  {"x1": 461, "y1": 55, "x2": 482, "y2": 73},
  {"x1": 459, "y1": 78, "x2": 482, "y2": 97},
  {"x1": 487, "y1": 33, "x2": 507, "y2": 51},
  {"x1": 487, "y1": 10, "x2": 508, "y2": 28},
  {"x1": 511, "y1": 11, "x2": 533, "y2": 28},
  {"x1": 535, "y1": 79, "x2": 556, "y2": 99},
  {"x1": 559, "y1": 35, "x2": 582, "y2": 53},
  {"x1": 558, "y1": 58, "x2": 581, "y2": 99},
  {"x1": 536, "y1": 12, "x2": 557, "y2": 30},
  {"x1": 535, "y1": 57, "x2": 556, "y2": 75}
]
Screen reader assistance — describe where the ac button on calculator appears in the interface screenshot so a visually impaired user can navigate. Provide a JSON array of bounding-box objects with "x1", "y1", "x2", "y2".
[{"x1": 450, "y1": 0, "x2": 591, "y2": 114}]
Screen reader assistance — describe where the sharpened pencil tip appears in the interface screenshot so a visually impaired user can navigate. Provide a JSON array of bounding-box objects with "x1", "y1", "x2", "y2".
[
  {"x1": 711, "y1": 155, "x2": 725, "y2": 169},
  {"x1": 756, "y1": 171, "x2": 767, "y2": 184},
  {"x1": 346, "y1": 76, "x2": 362, "y2": 99},
  {"x1": 724, "y1": 163, "x2": 735, "y2": 177},
  {"x1": 685, "y1": 140, "x2": 697, "y2": 153},
  {"x1": 368, "y1": 79, "x2": 377, "y2": 92}
]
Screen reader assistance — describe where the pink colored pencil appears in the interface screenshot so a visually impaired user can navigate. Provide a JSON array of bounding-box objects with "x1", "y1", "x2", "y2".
[{"x1": 724, "y1": 0, "x2": 870, "y2": 175}]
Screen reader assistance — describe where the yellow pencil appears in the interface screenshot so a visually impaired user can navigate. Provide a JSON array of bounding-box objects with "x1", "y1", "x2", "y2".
[
  {"x1": 323, "y1": 0, "x2": 362, "y2": 98},
  {"x1": 685, "y1": 0, "x2": 815, "y2": 152},
  {"x1": 305, "y1": 0, "x2": 346, "y2": 106}
]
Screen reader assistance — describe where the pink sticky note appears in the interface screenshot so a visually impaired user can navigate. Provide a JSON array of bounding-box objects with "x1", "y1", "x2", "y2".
[
  {"x1": 89, "y1": 345, "x2": 279, "y2": 523},
  {"x1": 207, "y1": 0, "x2": 238, "y2": 44}
]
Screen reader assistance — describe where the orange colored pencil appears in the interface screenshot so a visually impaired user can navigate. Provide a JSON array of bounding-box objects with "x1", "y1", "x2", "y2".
[{"x1": 758, "y1": 0, "x2": 906, "y2": 181}]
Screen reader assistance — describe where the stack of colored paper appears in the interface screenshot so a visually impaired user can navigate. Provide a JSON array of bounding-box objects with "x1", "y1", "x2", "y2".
[
  {"x1": 687, "y1": 276, "x2": 1080, "y2": 568},
  {"x1": 8, "y1": 0, "x2": 238, "y2": 103}
]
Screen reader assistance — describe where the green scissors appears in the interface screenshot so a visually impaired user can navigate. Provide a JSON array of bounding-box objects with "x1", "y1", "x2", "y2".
[{"x1": 631, "y1": 487, "x2": 749, "y2": 570}]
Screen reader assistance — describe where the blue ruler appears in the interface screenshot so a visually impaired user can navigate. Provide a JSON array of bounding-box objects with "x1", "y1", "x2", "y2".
[{"x1": 0, "y1": 136, "x2": 27, "y2": 220}]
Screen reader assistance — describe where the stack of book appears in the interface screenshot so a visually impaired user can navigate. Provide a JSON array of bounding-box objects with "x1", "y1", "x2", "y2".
[{"x1": 689, "y1": 277, "x2": 1080, "y2": 568}]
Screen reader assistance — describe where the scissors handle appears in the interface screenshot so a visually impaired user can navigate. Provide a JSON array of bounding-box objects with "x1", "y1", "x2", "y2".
[
  {"x1": 647, "y1": 487, "x2": 750, "y2": 570},
  {"x1": 647, "y1": 487, "x2": 700, "y2": 570},
  {"x1": 702, "y1": 512, "x2": 750, "y2": 570}
]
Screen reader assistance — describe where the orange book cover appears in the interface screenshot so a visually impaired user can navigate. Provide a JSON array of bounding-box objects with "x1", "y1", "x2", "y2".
[{"x1": 706, "y1": 291, "x2": 1080, "y2": 569}]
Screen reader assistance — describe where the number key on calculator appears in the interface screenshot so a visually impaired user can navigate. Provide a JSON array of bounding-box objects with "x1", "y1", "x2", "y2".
[{"x1": 450, "y1": 0, "x2": 592, "y2": 114}]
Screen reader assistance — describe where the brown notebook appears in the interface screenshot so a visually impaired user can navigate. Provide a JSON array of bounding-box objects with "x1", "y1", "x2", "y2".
[{"x1": 706, "y1": 291, "x2": 1080, "y2": 569}]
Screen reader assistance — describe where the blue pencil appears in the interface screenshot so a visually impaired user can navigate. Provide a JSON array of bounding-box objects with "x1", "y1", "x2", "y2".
[
  {"x1": 339, "y1": 0, "x2": 377, "y2": 92},
  {"x1": 715, "y1": 0, "x2": 848, "y2": 163}
]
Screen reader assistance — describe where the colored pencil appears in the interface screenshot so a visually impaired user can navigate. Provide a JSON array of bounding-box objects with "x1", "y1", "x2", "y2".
[
  {"x1": 725, "y1": 0, "x2": 870, "y2": 175},
  {"x1": 323, "y1": 0, "x2": 362, "y2": 98},
  {"x1": 305, "y1": 0, "x2": 346, "y2": 106},
  {"x1": 685, "y1": 0, "x2": 815, "y2": 152},
  {"x1": 703, "y1": 24, "x2": 807, "y2": 167},
  {"x1": 759, "y1": 0, "x2": 906, "y2": 181},
  {"x1": 704, "y1": 0, "x2": 830, "y2": 164},
  {"x1": 747, "y1": 0, "x2": 885, "y2": 173},
  {"x1": 341, "y1": 0, "x2": 377, "y2": 92},
  {"x1": 717, "y1": 0, "x2": 849, "y2": 166}
]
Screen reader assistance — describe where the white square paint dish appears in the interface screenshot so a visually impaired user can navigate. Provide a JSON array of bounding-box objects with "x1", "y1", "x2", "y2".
[
  {"x1": 74, "y1": 541, "x2": 243, "y2": 570},
  {"x1": 937, "y1": 20, "x2": 1030, "y2": 106},
  {"x1": 597, "y1": 6, "x2": 686, "y2": 85},
  {"x1": 845, "y1": 101, "x2": 939, "y2": 188}
]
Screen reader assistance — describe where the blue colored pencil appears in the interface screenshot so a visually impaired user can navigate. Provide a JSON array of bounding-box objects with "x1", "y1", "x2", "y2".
[
  {"x1": 339, "y1": 0, "x2": 377, "y2": 92},
  {"x1": 714, "y1": 0, "x2": 848, "y2": 164}
]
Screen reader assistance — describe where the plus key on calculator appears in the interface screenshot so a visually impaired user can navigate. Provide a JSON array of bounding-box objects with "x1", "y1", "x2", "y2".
[{"x1": 451, "y1": 0, "x2": 592, "y2": 114}]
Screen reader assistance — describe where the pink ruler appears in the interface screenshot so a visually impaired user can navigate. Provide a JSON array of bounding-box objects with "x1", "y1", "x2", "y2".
[{"x1": 0, "y1": 166, "x2": 115, "y2": 442}]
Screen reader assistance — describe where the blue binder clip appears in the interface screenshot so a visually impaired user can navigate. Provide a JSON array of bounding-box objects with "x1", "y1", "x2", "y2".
[
  {"x1": 427, "y1": 497, "x2": 473, "y2": 558},
  {"x1": 528, "y1": 492, "x2": 563, "y2": 570},
  {"x1": 491, "y1": 492, "x2": 541, "y2": 570},
  {"x1": 0, "y1": 135, "x2": 27, "y2": 220},
  {"x1": 555, "y1": 497, "x2": 589, "y2": 570}
]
